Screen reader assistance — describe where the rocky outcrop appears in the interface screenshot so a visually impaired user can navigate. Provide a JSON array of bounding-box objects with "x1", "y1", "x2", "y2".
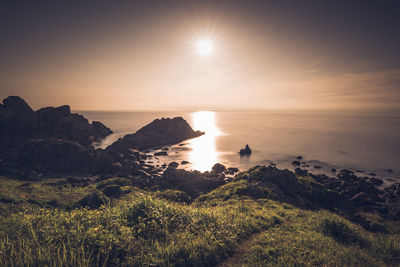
[
  {"x1": 12, "y1": 138, "x2": 113, "y2": 176},
  {"x1": 239, "y1": 144, "x2": 252, "y2": 156},
  {"x1": 237, "y1": 166, "x2": 306, "y2": 201},
  {"x1": 76, "y1": 191, "x2": 110, "y2": 209},
  {"x1": 0, "y1": 96, "x2": 112, "y2": 152},
  {"x1": 107, "y1": 117, "x2": 204, "y2": 153}
]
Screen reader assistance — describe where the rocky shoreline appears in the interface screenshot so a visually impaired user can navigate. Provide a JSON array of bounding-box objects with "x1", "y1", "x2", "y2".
[{"x1": 0, "y1": 96, "x2": 399, "y2": 233}]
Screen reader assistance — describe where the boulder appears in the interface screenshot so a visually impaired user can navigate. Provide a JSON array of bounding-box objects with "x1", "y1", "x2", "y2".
[
  {"x1": 76, "y1": 191, "x2": 110, "y2": 209},
  {"x1": 291, "y1": 160, "x2": 301, "y2": 166},
  {"x1": 102, "y1": 185, "x2": 122, "y2": 198},
  {"x1": 369, "y1": 177, "x2": 383, "y2": 186},
  {"x1": 212, "y1": 163, "x2": 226, "y2": 173},
  {"x1": 168, "y1": 161, "x2": 179, "y2": 168},
  {"x1": 154, "y1": 151, "x2": 168, "y2": 156},
  {"x1": 227, "y1": 167, "x2": 239, "y2": 173},
  {"x1": 106, "y1": 117, "x2": 204, "y2": 152},
  {"x1": 237, "y1": 166, "x2": 306, "y2": 201},
  {"x1": 295, "y1": 168, "x2": 308, "y2": 176},
  {"x1": 239, "y1": 144, "x2": 252, "y2": 156}
]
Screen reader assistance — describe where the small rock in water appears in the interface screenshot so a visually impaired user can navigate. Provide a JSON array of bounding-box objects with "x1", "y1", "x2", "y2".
[
  {"x1": 239, "y1": 144, "x2": 252, "y2": 156},
  {"x1": 181, "y1": 161, "x2": 190, "y2": 165},
  {"x1": 331, "y1": 168, "x2": 337, "y2": 173},
  {"x1": 387, "y1": 169, "x2": 393, "y2": 173},
  {"x1": 228, "y1": 167, "x2": 239, "y2": 173},
  {"x1": 314, "y1": 165, "x2": 322, "y2": 169},
  {"x1": 369, "y1": 172, "x2": 376, "y2": 176},
  {"x1": 154, "y1": 151, "x2": 168, "y2": 156},
  {"x1": 291, "y1": 160, "x2": 301, "y2": 166},
  {"x1": 296, "y1": 156, "x2": 303, "y2": 160},
  {"x1": 162, "y1": 147, "x2": 169, "y2": 151}
]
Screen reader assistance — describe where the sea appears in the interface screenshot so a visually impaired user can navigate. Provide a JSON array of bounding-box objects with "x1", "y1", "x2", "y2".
[{"x1": 79, "y1": 110, "x2": 400, "y2": 186}]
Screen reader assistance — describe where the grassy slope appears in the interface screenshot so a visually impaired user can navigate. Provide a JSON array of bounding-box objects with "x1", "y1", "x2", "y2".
[{"x1": 0, "y1": 175, "x2": 399, "y2": 266}]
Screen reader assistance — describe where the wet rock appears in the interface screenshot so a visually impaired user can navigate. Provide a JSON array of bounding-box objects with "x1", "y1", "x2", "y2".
[
  {"x1": 369, "y1": 177, "x2": 383, "y2": 186},
  {"x1": 337, "y1": 169, "x2": 357, "y2": 182},
  {"x1": 331, "y1": 168, "x2": 337, "y2": 173},
  {"x1": 386, "y1": 169, "x2": 393, "y2": 173},
  {"x1": 314, "y1": 165, "x2": 322, "y2": 169},
  {"x1": 369, "y1": 172, "x2": 376, "y2": 176},
  {"x1": 181, "y1": 160, "x2": 190, "y2": 165},
  {"x1": 107, "y1": 117, "x2": 204, "y2": 152},
  {"x1": 212, "y1": 163, "x2": 226, "y2": 173},
  {"x1": 296, "y1": 156, "x2": 303, "y2": 160},
  {"x1": 239, "y1": 144, "x2": 252, "y2": 156},
  {"x1": 291, "y1": 160, "x2": 301, "y2": 166},
  {"x1": 228, "y1": 167, "x2": 239, "y2": 173},
  {"x1": 154, "y1": 151, "x2": 168, "y2": 156},
  {"x1": 295, "y1": 168, "x2": 308, "y2": 176},
  {"x1": 168, "y1": 161, "x2": 179, "y2": 168}
]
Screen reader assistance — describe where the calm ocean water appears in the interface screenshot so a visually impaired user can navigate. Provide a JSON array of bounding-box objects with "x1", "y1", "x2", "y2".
[{"x1": 79, "y1": 110, "x2": 400, "y2": 185}]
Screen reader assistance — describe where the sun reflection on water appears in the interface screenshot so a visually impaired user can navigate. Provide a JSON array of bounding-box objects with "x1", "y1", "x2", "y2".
[{"x1": 189, "y1": 111, "x2": 222, "y2": 172}]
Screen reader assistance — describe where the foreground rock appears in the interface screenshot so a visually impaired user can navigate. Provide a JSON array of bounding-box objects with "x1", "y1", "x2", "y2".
[
  {"x1": 234, "y1": 166, "x2": 400, "y2": 232},
  {"x1": 107, "y1": 117, "x2": 204, "y2": 153}
]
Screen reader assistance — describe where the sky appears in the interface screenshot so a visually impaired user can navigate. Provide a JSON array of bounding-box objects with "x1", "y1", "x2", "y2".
[{"x1": 0, "y1": 0, "x2": 399, "y2": 111}]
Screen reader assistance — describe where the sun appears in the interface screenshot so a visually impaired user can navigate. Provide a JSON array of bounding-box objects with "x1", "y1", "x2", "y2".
[{"x1": 196, "y1": 39, "x2": 214, "y2": 56}]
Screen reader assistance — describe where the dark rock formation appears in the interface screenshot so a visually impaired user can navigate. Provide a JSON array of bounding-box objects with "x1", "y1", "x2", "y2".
[
  {"x1": 291, "y1": 160, "x2": 301, "y2": 166},
  {"x1": 237, "y1": 166, "x2": 306, "y2": 202},
  {"x1": 212, "y1": 163, "x2": 226, "y2": 173},
  {"x1": 76, "y1": 191, "x2": 110, "y2": 209},
  {"x1": 154, "y1": 151, "x2": 168, "y2": 156},
  {"x1": 0, "y1": 96, "x2": 112, "y2": 152},
  {"x1": 102, "y1": 185, "x2": 122, "y2": 198},
  {"x1": 369, "y1": 177, "x2": 383, "y2": 186},
  {"x1": 295, "y1": 168, "x2": 308, "y2": 176},
  {"x1": 239, "y1": 144, "x2": 252, "y2": 156},
  {"x1": 10, "y1": 138, "x2": 113, "y2": 176},
  {"x1": 107, "y1": 117, "x2": 204, "y2": 153},
  {"x1": 225, "y1": 167, "x2": 239, "y2": 175},
  {"x1": 168, "y1": 162, "x2": 179, "y2": 168}
]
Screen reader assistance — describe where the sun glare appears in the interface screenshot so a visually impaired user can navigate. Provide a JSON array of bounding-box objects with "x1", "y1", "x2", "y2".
[
  {"x1": 196, "y1": 39, "x2": 214, "y2": 56},
  {"x1": 188, "y1": 111, "x2": 222, "y2": 172}
]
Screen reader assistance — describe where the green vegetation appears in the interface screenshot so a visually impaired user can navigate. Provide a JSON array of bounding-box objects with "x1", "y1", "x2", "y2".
[{"x1": 0, "y1": 172, "x2": 399, "y2": 266}]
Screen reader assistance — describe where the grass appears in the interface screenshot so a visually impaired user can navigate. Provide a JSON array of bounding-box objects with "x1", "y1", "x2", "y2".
[{"x1": 0, "y1": 173, "x2": 399, "y2": 266}]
